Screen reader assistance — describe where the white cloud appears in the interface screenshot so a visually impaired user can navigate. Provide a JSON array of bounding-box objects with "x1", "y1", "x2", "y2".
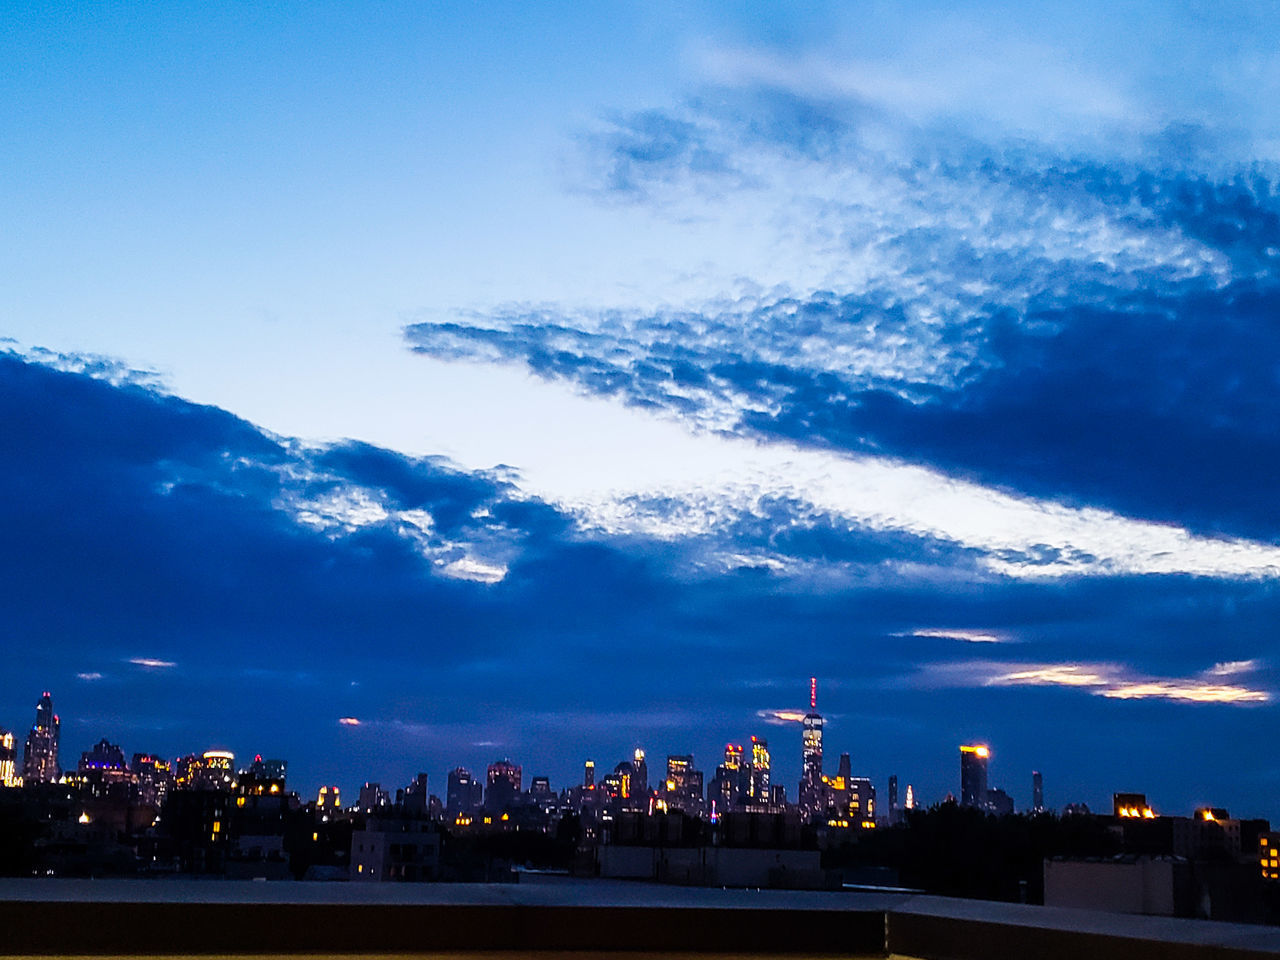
[
  {"x1": 913, "y1": 659, "x2": 1270, "y2": 704},
  {"x1": 128, "y1": 657, "x2": 176, "y2": 669}
]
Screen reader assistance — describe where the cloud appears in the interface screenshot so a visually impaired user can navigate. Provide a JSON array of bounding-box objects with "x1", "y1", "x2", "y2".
[
  {"x1": 76, "y1": 672, "x2": 105, "y2": 681},
  {"x1": 757, "y1": 708, "x2": 808, "y2": 725},
  {"x1": 408, "y1": 87, "x2": 1280, "y2": 557},
  {"x1": 128, "y1": 658, "x2": 176, "y2": 669},
  {"x1": 906, "y1": 629, "x2": 1007, "y2": 644},
  {"x1": 914, "y1": 659, "x2": 1270, "y2": 705},
  {"x1": 337, "y1": 717, "x2": 361, "y2": 726}
]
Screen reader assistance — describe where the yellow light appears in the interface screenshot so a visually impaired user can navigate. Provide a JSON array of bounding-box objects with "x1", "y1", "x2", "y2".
[
  {"x1": 312, "y1": 832, "x2": 318, "y2": 842},
  {"x1": 77, "y1": 812, "x2": 90, "y2": 824},
  {"x1": 500, "y1": 813, "x2": 509, "y2": 821},
  {"x1": 357, "y1": 864, "x2": 363, "y2": 873},
  {"x1": 1202, "y1": 810, "x2": 1215, "y2": 821},
  {"x1": 212, "y1": 821, "x2": 221, "y2": 832},
  {"x1": 1142, "y1": 808, "x2": 1155, "y2": 819},
  {"x1": 483, "y1": 816, "x2": 492, "y2": 825},
  {"x1": 236, "y1": 797, "x2": 245, "y2": 807}
]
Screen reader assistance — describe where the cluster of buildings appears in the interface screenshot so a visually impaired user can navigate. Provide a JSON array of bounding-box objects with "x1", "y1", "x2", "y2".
[{"x1": 2, "y1": 684, "x2": 1276, "y2": 905}]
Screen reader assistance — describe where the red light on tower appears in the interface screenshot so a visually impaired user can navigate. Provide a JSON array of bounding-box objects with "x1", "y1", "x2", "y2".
[{"x1": 810, "y1": 676, "x2": 817, "y2": 711}]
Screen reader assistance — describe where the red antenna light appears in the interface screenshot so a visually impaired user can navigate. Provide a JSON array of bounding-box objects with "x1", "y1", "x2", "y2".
[{"x1": 810, "y1": 676, "x2": 817, "y2": 711}]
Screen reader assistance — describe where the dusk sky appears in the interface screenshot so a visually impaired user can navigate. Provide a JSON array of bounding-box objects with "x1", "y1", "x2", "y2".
[{"x1": 5, "y1": 2, "x2": 1280, "y2": 818}]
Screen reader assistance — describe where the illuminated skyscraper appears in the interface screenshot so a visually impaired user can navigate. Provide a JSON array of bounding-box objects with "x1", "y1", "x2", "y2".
[
  {"x1": 799, "y1": 677, "x2": 824, "y2": 816},
  {"x1": 663, "y1": 754, "x2": 704, "y2": 814},
  {"x1": 21, "y1": 692, "x2": 59, "y2": 783},
  {"x1": 193, "y1": 750, "x2": 235, "y2": 791},
  {"x1": 583, "y1": 760, "x2": 595, "y2": 789},
  {"x1": 748, "y1": 736, "x2": 770, "y2": 804},
  {"x1": 959, "y1": 745, "x2": 990, "y2": 808},
  {"x1": 0, "y1": 730, "x2": 16, "y2": 787},
  {"x1": 631, "y1": 748, "x2": 648, "y2": 798},
  {"x1": 713, "y1": 744, "x2": 744, "y2": 808}
]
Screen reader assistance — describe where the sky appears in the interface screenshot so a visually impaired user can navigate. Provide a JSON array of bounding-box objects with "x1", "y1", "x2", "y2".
[{"x1": 4, "y1": 1, "x2": 1280, "y2": 818}]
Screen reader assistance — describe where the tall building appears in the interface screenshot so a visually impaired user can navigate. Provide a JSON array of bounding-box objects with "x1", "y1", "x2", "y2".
[
  {"x1": 583, "y1": 760, "x2": 595, "y2": 789},
  {"x1": 131, "y1": 753, "x2": 172, "y2": 807},
  {"x1": 358, "y1": 782, "x2": 390, "y2": 813},
  {"x1": 713, "y1": 744, "x2": 744, "y2": 809},
  {"x1": 0, "y1": 730, "x2": 17, "y2": 787},
  {"x1": 403, "y1": 772, "x2": 430, "y2": 816},
  {"x1": 485, "y1": 759, "x2": 522, "y2": 811},
  {"x1": 631, "y1": 748, "x2": 648, "y2": 798},
  {"x1": 905, "y1": 784, "x2": 915, "y2": 810},
  {"x1": 22, "y1": 692, "x2": 59, "y2": 784},
  {"x1": 663, "y1": 754, "x2": 704, "y2": 814},
  {"x1": 888, "y1": 774, "x2": 899, "y2": 820},
  {"x1": 748, "y1": 736, "x2": 770, "y2": 804},
  {"x1": 1032, "y1": 771, "x2": 1044, "y2": 813},
  {"x1": 446, "y1": 767, "x2": 481, "y2": 815},
  {"x1": 193, "y1": 750, "x2": 235, "y2": 791},
  {"x1": 799, "y1": 677, "x2": 825, "y2": 816},
  {"x1": 959, "y1": 744, "x2": 990, "y2": 808}
]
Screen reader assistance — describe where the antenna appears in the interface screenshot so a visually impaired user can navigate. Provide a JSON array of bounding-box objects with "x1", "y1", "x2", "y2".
[{"x1": 810, "y1": 676, "x2": 817, "y2": 711}]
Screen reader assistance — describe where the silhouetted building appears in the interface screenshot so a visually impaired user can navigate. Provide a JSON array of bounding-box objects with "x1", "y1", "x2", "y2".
[
  {"x1": 583, "y1": 760, "x2": 595, "y2": 789},
  {"x1": 446, "y1": 767, "x2": 481, "y2": 816},
  {"x1": 987, "y1": 787, "x2": 1014, "y2": 816},
  {"x1": 239, "y1": 756, "x2": 287, "y2": 796},
  {"x1": 351, "y1": 817, "x2": 441, "y2": 881},
  {"x1": 358, "y1": 782, "x2": 390, "y2": 813},
  {"x1": 1033, "y1": 770, "x2": 1044, "y2": 813},
  {"x1": 959, "y1": 744, "x2": 989, "y2": 808},
  {"x1": 22, "y1": 692, "x2": 59, "y2": 784},
  {"x1": 403, "y1": 773, "x2": 430, "y2": 816},
  {"x1": 485, "y1": 760, "x2": 522, "y2": 811}
]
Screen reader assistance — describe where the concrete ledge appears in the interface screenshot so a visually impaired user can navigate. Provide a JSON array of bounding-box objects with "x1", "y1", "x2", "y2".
[
  {"x1": 888, "y1": 912, "x2": 1277, "y2": 960},
  {"x1": 0, "y1": 900, "x2": 885, "y2": 956}
]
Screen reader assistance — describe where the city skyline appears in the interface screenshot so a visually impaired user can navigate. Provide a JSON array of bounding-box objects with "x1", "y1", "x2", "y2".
[
  {"x1": 3, "y1": 4, "x2": 1280, "y2": 822},
  {"x1": 0, "y1": 684, "x2": 1253, "y2": 824}
]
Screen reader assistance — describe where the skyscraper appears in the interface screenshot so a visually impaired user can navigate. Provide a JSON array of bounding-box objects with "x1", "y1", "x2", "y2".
[
  {"x1": 22, "y1": 692, "x2": 59, "y2": 783},
  {"x1": 1032, "y1": 770, "x2": 1044, "y2": 813},
  {"x1": 631, "y1": 748, "x2": 648, "y2": 798},
  {"x1": 446, "y1": 767, "x2": 478, "y2": 815},
  {"x1": 748, "y1": 736, "x2": 770, "y2": 804},
  {"x1": 485, "y1": 759, "x2": 522, "y2": 811},
  {"x1": 713, "y1": 743, "x2": 744, "y2": 808},
  {"x1": 799, "y1": 677, "x2": 824, "y2": 816},
  {"x1": 959, "y1": 744, "x2": 990, "y2": 808},
  {"x1": 889, "y1": 775, "x2": 899, "y2": 815},
  {"x1": 663, "y1": 754, "x2": 704, "y2": 814},
  {"x1": 583, "y1": 760, "x2": 595, "y2": 789},
  {"x1": 0, "y1": 731, "x2": 16, "y2": 787}
]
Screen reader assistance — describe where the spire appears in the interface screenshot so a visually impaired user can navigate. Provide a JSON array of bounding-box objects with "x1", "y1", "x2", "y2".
[{"x1": 810, "y1": 676, "x2": 817, "y2": 711}]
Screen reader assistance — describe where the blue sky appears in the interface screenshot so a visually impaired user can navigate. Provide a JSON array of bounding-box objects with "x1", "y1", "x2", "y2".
[{"x1": 4, "y1": 2, "x2": 1280, "y2": 817}]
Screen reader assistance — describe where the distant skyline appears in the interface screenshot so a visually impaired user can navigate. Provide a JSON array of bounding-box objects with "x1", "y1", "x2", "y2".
[{"x1": 4, "y1": 3, "x2": 1280, "y2": 818}]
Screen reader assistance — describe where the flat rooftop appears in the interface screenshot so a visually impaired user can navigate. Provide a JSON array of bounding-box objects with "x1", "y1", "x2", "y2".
[{"x1": 0, "y1": 876, "x2": 1277, "y2": 958}]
